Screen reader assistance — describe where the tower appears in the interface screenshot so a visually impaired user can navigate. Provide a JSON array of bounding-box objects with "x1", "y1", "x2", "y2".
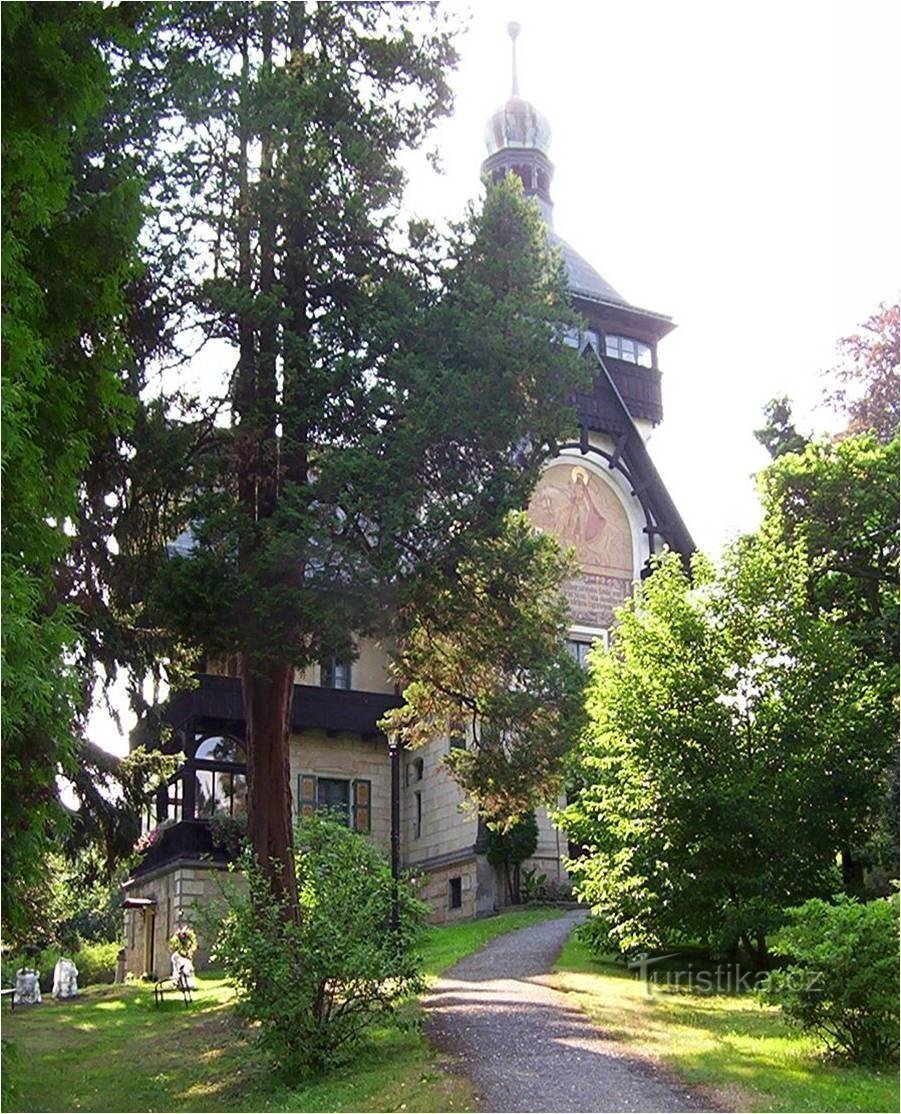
[{"x1": 484, "y1": 23, "x2": 692, "y2": 642}]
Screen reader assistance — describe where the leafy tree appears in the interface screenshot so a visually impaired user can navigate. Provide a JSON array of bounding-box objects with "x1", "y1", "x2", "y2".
[
  {"x1": 823, "y1": 302, "x2": 900, "y2": 443},
  {"x1": 1, "y1": 1, "x2": 146, "y2": 940},
  {"x1": 486, "y1": 810, "x2": 539, "y2": 904},
  {"x1": 757, "y1": 434, "x2": 899, "y2": 886},
  {"x1": 384, "y1": 512, "x2": 585, "y2": 829},
  {"x1": 140, "y1": 2, "x2": 585, "y2": 911},
  {"x1": 560, "y1": 545, "x2": 894, "y2": 965}
]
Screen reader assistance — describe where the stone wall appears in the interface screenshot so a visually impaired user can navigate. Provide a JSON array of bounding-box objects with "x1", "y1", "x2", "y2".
[{"x1": 123, "y1": 862, "x2": 235, "y2": 978}]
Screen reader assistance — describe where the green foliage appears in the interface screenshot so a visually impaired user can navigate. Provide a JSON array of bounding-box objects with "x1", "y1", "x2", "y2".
[
  {"x1": 760, "y1": 894, "x2": 900, "y2": 1064},
  {"x1": 2, "y1": 938, "x2": 120, "y2": 992},
  {"x1": 575, "y1": 914, "x2": 618, "y2": 957},
  {"x1": 561, "y1": 543, "x2": 894, "y2": 963},
  {"x1": 1, "y1": 0, "x2": 145, "y2": 939},
  {"x1": 755, "y1": 395, "x2": 809, "y2": 459},
  {"x1": 214, "y1": 815, "x2": 427, "y2": 1078},
  {"x1": 385, "y1": 511, "x2": 586, "y2": 829},
  {"x1": 487, "y1": 811, "x2": 538, "y2": 903},
  {"x1": 758, "y1": 434, "x2": 899, "y2": 883}
]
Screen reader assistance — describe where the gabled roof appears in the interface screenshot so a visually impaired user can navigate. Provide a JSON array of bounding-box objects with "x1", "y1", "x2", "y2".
[{"x1": 576, "y1": 352, "x2": 694, "y2": 563}]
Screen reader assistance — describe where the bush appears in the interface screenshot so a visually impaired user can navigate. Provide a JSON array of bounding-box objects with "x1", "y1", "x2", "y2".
[
  {"x1": 759, "y1": 893, "x2": 899, "y2": 1064},
  {"x1": 214, "y1": 814, "x2": 428, "y2": 1078},
  {"x1": 1, "y1": 938, "x2": 119, "y2": 992},
  {"x1": 577, "y1": 913, "x2": 619, "y2": 957}
]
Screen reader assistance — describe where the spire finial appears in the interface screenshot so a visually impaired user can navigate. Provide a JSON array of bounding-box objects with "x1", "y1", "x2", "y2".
[{"x1": 507, "y1": 21, "x2": 521, "y2": 96}]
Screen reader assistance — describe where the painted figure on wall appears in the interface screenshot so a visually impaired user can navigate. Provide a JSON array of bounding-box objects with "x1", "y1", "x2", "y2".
[{"x1": 529, "y1": 463, "x2": 633, "y2": 579}]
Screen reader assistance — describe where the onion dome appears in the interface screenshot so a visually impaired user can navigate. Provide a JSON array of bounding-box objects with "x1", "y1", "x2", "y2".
[{"x1": 484, "y1": 94, "x2": 552, "y2": 156}]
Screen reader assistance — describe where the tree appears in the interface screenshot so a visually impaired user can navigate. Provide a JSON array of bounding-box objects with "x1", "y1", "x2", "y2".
[
  {"x1": 1, "y1": 1, "x2": 146, "y2": 940},
  {"x1": 560, "y1": 544, "x2": 894, "y2": 964},
  {"x1": 214, "y1": 814, "x2": 427, "y2": 1077},
  {"x1": 486, "y1": 810, "x2": 539, "y2": 904},
  {"x1": 139, "y1": 4, "x2": 586, "y2": 911},
  {"x1": 823, "y1": 302, "x2": 900, "y2": 443},
  {"x1": 757, "y1": 434, "x2": 900, "y2": 886},
  {"x1": 383, "y1": 512, "x2": 586, "y2": 829},
  {"x1": 754, "y1": 395, "x2": 809, "y2": 460}
]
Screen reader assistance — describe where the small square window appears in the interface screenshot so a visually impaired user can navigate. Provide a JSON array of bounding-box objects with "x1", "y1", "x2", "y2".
[{"x1": 448, "y1": 877, "x2": 462, "y2": 910}]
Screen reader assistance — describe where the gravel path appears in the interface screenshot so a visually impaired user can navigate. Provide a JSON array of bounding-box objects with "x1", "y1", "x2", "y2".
[{"x1": 423, "y1": 911, "x2": 714, "y2": 1113}]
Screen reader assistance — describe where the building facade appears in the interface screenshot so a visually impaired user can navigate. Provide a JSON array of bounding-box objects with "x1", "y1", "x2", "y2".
[{"x1": 122, "y1": 42, "x2": 692, "y2": 978}]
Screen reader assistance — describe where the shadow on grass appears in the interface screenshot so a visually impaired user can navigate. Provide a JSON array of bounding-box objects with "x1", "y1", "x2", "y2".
[{"x1": 555, "y1": 939, "x2": 899, "y2": 1114}]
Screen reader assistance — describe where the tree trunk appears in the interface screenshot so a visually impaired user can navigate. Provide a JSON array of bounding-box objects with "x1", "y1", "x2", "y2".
[
  {"x1": 841, "y1": 846, "x2": 865, "y2": 896},
  {"x1": 242, "y1": 659, "x2": 299, "y2": 919}
]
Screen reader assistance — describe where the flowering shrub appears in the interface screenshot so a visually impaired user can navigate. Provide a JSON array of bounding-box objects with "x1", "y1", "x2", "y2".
[
  {"x1": 169, "y1": 925, "x2": 198, "y2": 959},
  {"x1": 133, "y1": 828, "x2": 160, "y2": 855}
]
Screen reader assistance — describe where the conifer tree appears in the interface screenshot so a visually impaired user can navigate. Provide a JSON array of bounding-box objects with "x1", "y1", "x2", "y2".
[{"x1": 143, "y1": 4, "x2": 586, "y2": 910}]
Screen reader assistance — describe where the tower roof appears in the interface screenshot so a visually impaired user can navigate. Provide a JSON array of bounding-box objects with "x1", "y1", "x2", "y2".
[
  {"x1": 551, "y1": 233, "x2": 629, "y2": 307},
  {"x1": 484, "y1": 23, "x2": 552, "y2": 157}
]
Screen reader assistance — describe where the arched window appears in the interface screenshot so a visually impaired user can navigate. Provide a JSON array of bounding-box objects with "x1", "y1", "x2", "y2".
[
  {"x1": 192, "y1": 734, "x2": 247, "y2": 820},
  {"x1": 194, "y1": 735, "x2": 246, "y2": 763}
]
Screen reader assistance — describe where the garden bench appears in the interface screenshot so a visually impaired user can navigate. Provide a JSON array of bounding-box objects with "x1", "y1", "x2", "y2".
[
  {"x1": 153, "y1": 969, "x2": 193, "y2": 1007},
  {"x1": 1, "y1": 987, "x2": 15, "y2": 1011}
]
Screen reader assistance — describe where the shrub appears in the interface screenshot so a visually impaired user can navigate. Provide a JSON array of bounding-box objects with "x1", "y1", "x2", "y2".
[
  {"x1": 214, "y1": 814, "x2": 428, "y2": 1078},
  {"x1": 1, "y1": 938, "x2": 119, "y2": 991},
  {"x1": 759, "y1": 893, "x2": 899, "y2": 1064},
  {"x1": 577, "y1": 913, "x2": 619, "y2": 957}
]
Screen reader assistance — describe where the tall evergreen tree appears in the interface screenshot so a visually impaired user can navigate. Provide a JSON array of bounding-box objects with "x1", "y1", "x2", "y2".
[{"x1": 142, "y1": 4, "x2": 586, "y2": 910}]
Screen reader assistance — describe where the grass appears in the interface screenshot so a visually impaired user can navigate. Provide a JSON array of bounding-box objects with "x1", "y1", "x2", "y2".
[
  {"x1": 3, "y1": 906, "x2": 564, "y2": 1113},
  {"x1": 552, "y1": 933, "x2": 900, "y2": 1113}
]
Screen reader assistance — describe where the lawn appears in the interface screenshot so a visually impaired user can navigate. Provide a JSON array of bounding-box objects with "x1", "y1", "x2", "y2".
[
  {"x1": 552, "y1": 934, "x2": 900, "y2": 1113},
  {"x1": 2, "y1": 906, "x2": 564, "y2": 1113}
]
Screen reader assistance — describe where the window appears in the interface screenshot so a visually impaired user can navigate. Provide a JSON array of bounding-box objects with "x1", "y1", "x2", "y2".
[
  {"x1": 192, "y1": 734, "x2": 247, "y2": 820},
  {"x1": 297, "y1": 774, "x2": 371, "y2": 832},
  {"x1": 406, "y1": 757, "x2": 424, "y2": 786},
  {"x1": 195, "y1": 735, "x2": 246, "y2": 763},
  {"x1": 604, "y1": 334, "x2": 652, "y2": 368},
  {"x1": 166, "y1": 777, "x2": 183, "y2": 823},
  {"x1": 566, "y1": 640, "x2": 593, "y2": 669},
  {"x1": 448, "y1": 877, "x2": 462, "y2": 909},
  {"x1": 412, "y1": 791, "x2": 422, "y2": 840},
  {"x1": 448, "y1": 716, "x2": 466, "y2": 753},
  {"x1": 195, "y1": 769, "x2": 247, "y2": 818},
  {"x1": 320, "y1": 657, "x2": 351, "y2": 689},
  {"x1": 566, "y1": 630, "x2": 609, "y2": 669}
]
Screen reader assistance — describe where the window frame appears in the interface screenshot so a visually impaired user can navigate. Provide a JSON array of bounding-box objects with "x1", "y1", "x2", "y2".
[
  {"x1": 297, "y1": 773, "x2": 372, "y2": 832},
  {"x1": 604, "y1": 333, "x2": 653, "y2": 368},
  {"x1": 320, "y1": 657, "x2": 352, "y2": 690}
]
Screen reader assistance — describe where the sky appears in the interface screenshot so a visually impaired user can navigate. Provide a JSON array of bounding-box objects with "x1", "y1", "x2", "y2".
[
  {"x1": 86, "y1": 0, "x2": 899, "y2": 757},
  {"x1": 401, "y1": 0, "x2": 900, "y2": 556}
]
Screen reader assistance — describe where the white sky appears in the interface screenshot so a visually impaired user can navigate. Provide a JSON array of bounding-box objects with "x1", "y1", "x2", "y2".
[
  {"x1": 87, "y1": 0, "x2": 899, "y2": 757},
  {"x1": 403, "y1": 0, "x2": 900, "y2": 555}
]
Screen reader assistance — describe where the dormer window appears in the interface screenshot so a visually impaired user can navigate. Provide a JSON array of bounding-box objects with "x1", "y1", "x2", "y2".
[{"x1": 605, "y1": 335, "x2": 652, "y2": 368}]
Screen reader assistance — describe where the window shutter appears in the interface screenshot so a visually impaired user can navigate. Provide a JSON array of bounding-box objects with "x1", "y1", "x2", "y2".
[
  {"x1": 298, "y1": 774, "x2": 317, "y2": 818},
  {"x1": 352, "y1": 779, "x2": 371, "y2": 832}
]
